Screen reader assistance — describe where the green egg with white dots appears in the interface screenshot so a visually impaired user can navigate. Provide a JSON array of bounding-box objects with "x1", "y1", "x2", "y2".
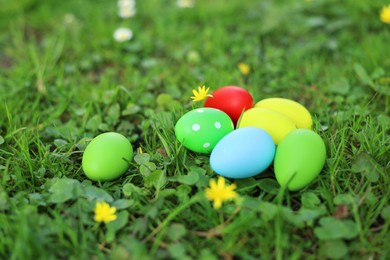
[{"x1": 175, "y1": 108, "x2": 234, "y2": 154}]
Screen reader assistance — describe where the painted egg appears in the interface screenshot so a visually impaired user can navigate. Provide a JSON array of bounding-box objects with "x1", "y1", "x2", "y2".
[
  {"x1": 175, "y1": 108, "x2": 234, "y2": 154},
  {"x1": 274, "y1": 129, "x2": 326, "y2": 191},
  {"x1": 204, "y1": 86, "x2": 253, "y2": 125},
  {"x1": 237, "y1": 108, "x2": 296, "y2": 144},
  {"x1": 82, "y1": 132, "x2": 133, "y2": 181},
  {"x1": 255, "y1": 98, "x2": 313, "y2": 129},
  {"x1": 210, "y1": 127, "x2": 275, "y2": 179}
]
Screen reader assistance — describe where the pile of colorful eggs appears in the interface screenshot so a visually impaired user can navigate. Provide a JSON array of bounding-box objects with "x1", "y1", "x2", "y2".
[{"x1": 175, "y1": 86, "x2": 326, "y2": 191}]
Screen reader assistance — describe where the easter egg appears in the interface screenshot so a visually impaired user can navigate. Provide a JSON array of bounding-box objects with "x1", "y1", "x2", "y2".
[
  {"x1": 210, "y1": 127, "x2": 275, "y2": 179},
  {"x1": 274, "y1": 129, "x2": 326, "y2": 191},
  {"x1": 255, "y1": 98, "x2": 313, "y2": 129},
  {"x1": 238, "y1": 108, "x2": 296, "y2": 144},
  {"x1": 175, "y1": 108, "x2": 234, "y2": 154},
  {"x1": 82, "y1": 132, "x2": 133, "y2": 181},
  {"x1": 204, "y1": 86, "x2": 253, "y2": 125}
]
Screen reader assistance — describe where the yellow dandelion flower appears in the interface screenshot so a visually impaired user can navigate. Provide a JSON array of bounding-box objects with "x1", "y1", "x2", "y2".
[
  {"x1": 191, "y1": 86, "x2": 213, "y2": 102},
  {"x1": 380, "y1": 5, "x2": 390, "y2": 24},
  {"x1": 238, "y1": 62, "x2": 250, "y2": 76},
  {"x1": 94, "y1": 201, "x2": 117, "y2": 223},
  {"x1": 205, "y1": 176, "x2": 238, "y2": 209}
]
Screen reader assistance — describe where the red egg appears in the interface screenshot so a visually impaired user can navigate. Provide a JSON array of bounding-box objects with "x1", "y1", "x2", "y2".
[{"x1": 204, "y1": 86, "x2": 253, "y2": 125}]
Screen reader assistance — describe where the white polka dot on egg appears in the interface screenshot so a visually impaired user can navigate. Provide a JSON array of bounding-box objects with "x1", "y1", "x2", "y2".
[
  {"x1": 203, "y1": 142, "x2": 210, "y2": 148},
  {"x1": 214, "y1": 122, "x2": 221, "y2": 129},
  {"x1": 192, "y1": 124, "x2": 200, "y2": 131},
  {"x1": 196, "y1": 109, "x2": 204, "y2": 113}
]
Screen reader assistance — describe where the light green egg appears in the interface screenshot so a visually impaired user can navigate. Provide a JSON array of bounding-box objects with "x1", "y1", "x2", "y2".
[
  {"x1": 82, "y1": 132, "x2": 133, "y2": 181},
  {"x1": 274, "y1": 129, "x2": 326, "y2": 191},
  {"x1": 175, "y1": 108, "x2": 234, "y2": 154}
]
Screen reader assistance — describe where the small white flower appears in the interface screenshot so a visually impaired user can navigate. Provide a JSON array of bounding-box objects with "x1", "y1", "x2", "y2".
[
  {"x1": 118, "y1": 0, "x2": 136, "y2": 18},
  {"x1": 177, "y1": 0, "x2": 194, "y2": 8},
  {"x1": 118, "y1": 8, "x2": 136, "y2": 18},
  {"x1": 63, "y1": 13, "x2": 76, "y2": 25},
  {"x1": 118, "y1": 0, "x2": 135, "y2": 8},
  {"x1": 113, "y1": 28, "x2": 133, "y2": 42}
]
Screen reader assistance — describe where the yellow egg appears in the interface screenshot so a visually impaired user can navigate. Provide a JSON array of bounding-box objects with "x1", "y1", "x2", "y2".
[
  {"x1": 255, "y1": 98, "x2": 313, "y2": 129},
  {"x1": 238, "y1": 108, "x2": 296, "y2": 144}
]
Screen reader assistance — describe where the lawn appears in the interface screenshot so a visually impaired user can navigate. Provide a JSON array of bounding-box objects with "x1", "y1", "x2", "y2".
[{"x1": 0, "y1": 0, "x2": 389, "y2": 259}]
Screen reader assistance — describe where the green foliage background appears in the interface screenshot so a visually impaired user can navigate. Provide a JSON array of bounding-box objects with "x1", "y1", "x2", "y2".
[{"x1": 0, "y1": 0, "x2": 389, "y2": 259}]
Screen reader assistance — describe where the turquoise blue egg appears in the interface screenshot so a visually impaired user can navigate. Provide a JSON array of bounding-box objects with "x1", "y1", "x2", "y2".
[{"x1": 210, "y1": 127, "x2": 275, "y2": 179}]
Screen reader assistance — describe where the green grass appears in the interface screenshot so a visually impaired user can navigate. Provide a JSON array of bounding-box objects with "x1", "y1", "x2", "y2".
[{"x1": 0, "y1": 0, "x2": 389, "y2": 259}]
